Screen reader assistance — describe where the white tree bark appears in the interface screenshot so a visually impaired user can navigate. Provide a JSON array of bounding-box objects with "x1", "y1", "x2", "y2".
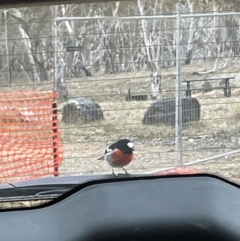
[
  {"x1": 113, "y1": 2, "x2": 120, "y2": 16},
  {"x1": 60, "y1": 5, "x2": 73, "y2": 36},
  {"x1": 56, "y1": 55, "x2": 68, "y2": 99},
  {"x1": 4, "y1": 10, "x2": 10, "y2": 83},
  {"x1": 186, "y1": 0, "x2": 195, "y2": 64},
  {"x1": 151, "y1": 70, "x2": 161, "y2": 100},
  {"x1": 138, "y1": 0, "x2": 152, "y2": 68},
  {"x1": 8, "y1": 9, "x2": 40, "y2": 82},
  {"x1": 1, "y1": 1, "x2": 237, "y2": 84},
  {"x1": 19, "y1": 27, "x2": 40, "y2": 82},
  {"x1": 138, "y1": 0, "x2": 162, "y2": 98}
]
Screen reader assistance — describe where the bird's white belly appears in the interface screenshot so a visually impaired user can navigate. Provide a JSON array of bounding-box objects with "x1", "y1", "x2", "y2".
[{"x1": 104, "y1": 153, "x2": 114, "y2": 167}]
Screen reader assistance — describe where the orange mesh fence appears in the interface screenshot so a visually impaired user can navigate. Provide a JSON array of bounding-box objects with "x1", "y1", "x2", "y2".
[{"x1": 0, "y1": 90, "x2": 63, "y2": 183}]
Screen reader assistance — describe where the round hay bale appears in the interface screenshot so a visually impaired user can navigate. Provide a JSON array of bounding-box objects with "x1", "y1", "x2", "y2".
[
  {"x1": 61, "y1": 97, "x2": 104, "y2": 124},
  {"x1": 142, "y1": 97, "x2": 201, "y2": 127}
]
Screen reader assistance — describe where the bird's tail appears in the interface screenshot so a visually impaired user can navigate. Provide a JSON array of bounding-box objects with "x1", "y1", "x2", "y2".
[{"x1": 97, "y1": 156, "x2": 104, "y2": 160}]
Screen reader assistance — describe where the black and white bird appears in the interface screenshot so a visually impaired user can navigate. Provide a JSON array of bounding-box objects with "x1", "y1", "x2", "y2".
[{"x1": 98, "y1": 139, "x2": 135, "y2": 176}]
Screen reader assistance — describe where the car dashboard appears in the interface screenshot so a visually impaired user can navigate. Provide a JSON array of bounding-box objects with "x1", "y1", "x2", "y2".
[{"x1": 0, "y1": 174, "x2": 240, "y2": 241}]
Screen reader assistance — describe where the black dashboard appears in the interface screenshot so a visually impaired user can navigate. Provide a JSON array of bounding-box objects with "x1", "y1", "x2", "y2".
[{"x1": 0, "y1": 174, "x2": 240, "y2": 241}]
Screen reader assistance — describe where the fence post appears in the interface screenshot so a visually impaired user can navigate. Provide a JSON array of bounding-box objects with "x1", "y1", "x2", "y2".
[
  {"x1": 52, "y1": 94, "x2": 59, "y2": 177},
  {"x1": 175, "y1": 3, "x2": 183, "y2": 167},
  {"x1": 53, "y1": 5, "x2": 58, "y2": 91}
]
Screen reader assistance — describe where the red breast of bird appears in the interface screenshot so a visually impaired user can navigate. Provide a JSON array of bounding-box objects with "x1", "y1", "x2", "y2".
[{"x1": 104, "y1": 149, "x2": 134, "y2": 168}]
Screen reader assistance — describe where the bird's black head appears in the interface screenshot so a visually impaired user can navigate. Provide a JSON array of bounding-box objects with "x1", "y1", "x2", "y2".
[{"x1": 116, "y1": 139, "x2": 135, "y2": 154}]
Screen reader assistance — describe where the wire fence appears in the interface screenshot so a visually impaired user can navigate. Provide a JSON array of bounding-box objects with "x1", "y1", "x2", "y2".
[{"x1": 1, "y1": 4, "x2": 240, "y2": 184}]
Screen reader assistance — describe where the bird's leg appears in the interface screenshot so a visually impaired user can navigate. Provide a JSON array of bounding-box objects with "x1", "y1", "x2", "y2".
[
  {"x1": 112, "y1": 167, "x2": 117, "y2": 177},
  {"x1": 122, "y1": 167, "x2": 129, "y2": 176}
]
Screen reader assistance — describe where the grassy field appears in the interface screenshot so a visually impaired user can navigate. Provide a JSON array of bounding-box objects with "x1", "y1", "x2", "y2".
[
  {"x1": 1, "y1": 61, "x2": 240, "y2": 185},
  {"x1": 56, "y1": 62, "x2": 240, "y2": 184}
]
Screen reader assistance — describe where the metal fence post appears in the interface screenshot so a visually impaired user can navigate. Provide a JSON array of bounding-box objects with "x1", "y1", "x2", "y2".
[
  {"x1": 53, "y1": 5, "x2": 58, "y2": 91},
  {"x1": 52, "y1": 5, "x2": 58, "y2": 177},
  {"x1": 175, "y1": 3, "x2": 183, "y2": 167}
]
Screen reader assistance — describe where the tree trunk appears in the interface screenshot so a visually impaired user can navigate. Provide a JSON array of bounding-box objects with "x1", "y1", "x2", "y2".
[
  {"x1": 56, "y1": 56, "x2": 68, "y2": 99},
  {"x1": 8, "y1": 9, "x2": 40, "y2": 82}
]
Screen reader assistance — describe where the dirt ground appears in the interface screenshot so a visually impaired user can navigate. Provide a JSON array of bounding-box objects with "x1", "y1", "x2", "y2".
[
  {"x1": 59, "y1": 95, "x2": 240, "y2": 184},
  {"x1": 56, "y1": 62, "x2": 240, "y2": 184},
  {"x1": 2, "y1": 60, "x2": 240, "y2": 185}
]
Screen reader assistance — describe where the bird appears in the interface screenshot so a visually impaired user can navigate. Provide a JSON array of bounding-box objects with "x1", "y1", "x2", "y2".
[{"x1": 98, "y1": 139, "x2": 135, "y2": 176}]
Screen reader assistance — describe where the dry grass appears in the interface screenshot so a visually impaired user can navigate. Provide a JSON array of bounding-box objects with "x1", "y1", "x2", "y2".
[
  {"x1": 55, "y1": 63, "x2": 240, "y2": 183},
  {"x1": 1, "y1": 61, "x2": 240, "y2": 185},
  {"x1": 0, "y1": 199, "x2": 52, "y2": 209}
]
